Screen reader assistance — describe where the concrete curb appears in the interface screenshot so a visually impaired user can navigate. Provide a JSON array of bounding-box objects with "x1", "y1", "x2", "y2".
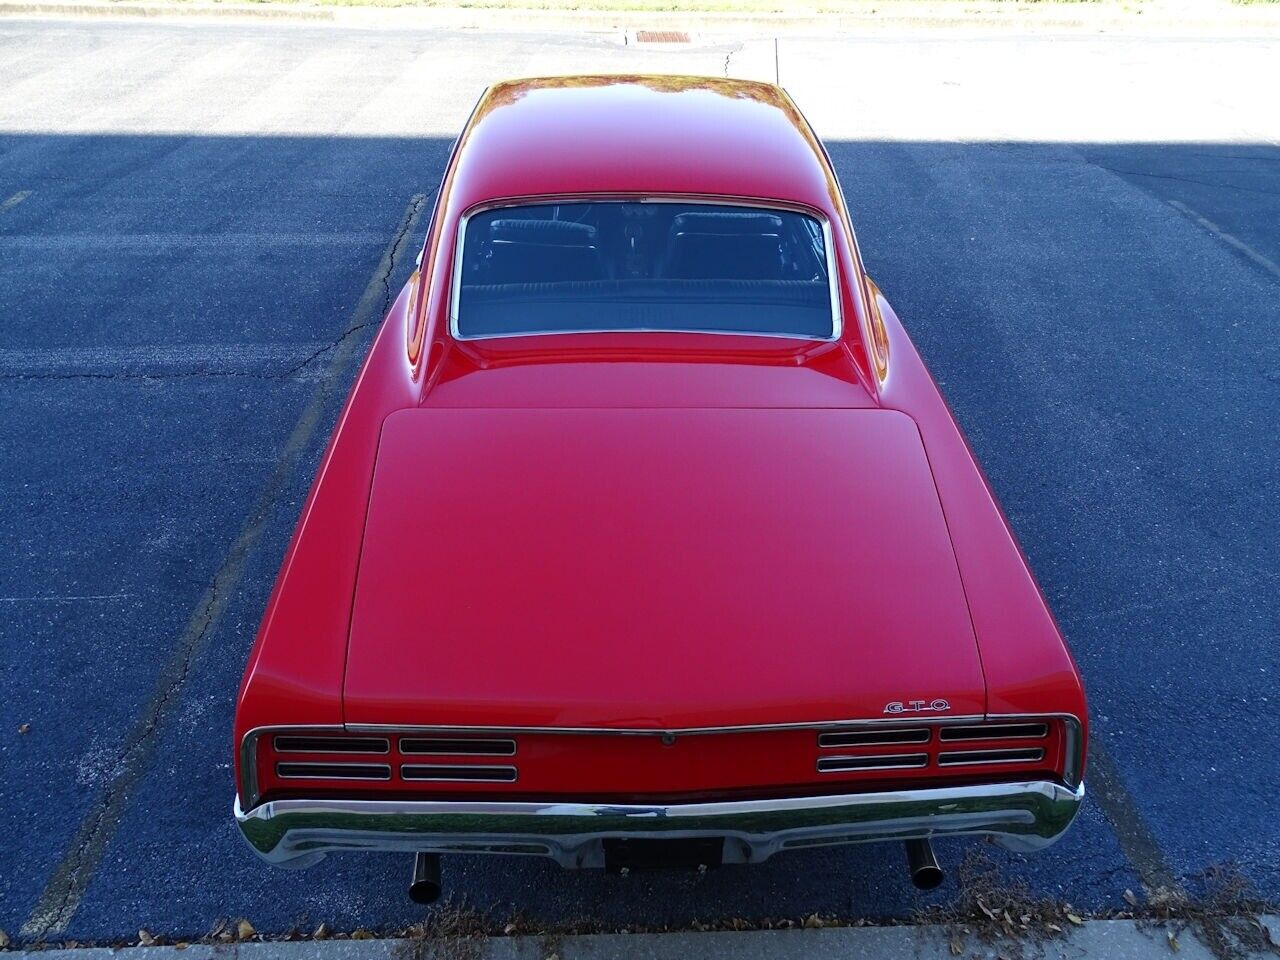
[
  {"x1": 3, "y1": 0, "x2": 1280, "y2": 33},
  {"x1": 6, "y1": 917, "x2": 1279, "y2": 960}
]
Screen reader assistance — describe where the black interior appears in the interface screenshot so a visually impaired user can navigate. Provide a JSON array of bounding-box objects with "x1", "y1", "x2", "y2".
[{"x1": 456, "y1": 201, "x2": 834, "y2": 339}]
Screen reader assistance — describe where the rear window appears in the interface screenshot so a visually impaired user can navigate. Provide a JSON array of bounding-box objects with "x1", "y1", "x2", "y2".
[{"x1": 451, "y1": 201, "x2": 838, "y2": 340}]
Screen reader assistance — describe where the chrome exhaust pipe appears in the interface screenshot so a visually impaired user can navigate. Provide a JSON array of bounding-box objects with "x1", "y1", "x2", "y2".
[
  {"x1": 904, "y1": 838, "x2": 943, "y2": 890},
  {"x1": 409, "y1": 852, "x2": 442, "y2": 904}
]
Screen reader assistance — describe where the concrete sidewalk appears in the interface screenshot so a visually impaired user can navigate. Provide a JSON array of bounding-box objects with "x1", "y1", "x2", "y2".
[{"x1": 6, "y1": 918, "x2": 1280, "y2": 960}]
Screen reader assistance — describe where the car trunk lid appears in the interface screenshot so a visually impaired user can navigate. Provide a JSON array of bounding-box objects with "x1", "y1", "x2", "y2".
[{"x1": 343, "y1": 408, "x2": 985, "y2": 729}]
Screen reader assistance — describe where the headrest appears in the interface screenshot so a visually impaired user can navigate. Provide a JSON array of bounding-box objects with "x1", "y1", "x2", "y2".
[
  {"x1": 488, "y1": 219, "x2": 598, "y2": 246},
  {"x1": 668, "y1": 212, "x2": 784, "y2": 237}
]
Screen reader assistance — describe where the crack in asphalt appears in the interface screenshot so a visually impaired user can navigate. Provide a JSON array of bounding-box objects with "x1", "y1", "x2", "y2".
[
  {"x1": 722, "y1": 43, "x2": 740, "y2": 78},
  {"x1": 17, "y1": 192, "x2": 429, "y2": 943}
]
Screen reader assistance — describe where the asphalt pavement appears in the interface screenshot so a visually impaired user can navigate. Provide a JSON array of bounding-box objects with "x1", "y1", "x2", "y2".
[{"x1": 0, "y1": 15, "x2": 1277, "y2": 946}]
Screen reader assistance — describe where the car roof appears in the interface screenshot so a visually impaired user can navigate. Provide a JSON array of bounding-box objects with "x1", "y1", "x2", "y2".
[{"x1": 445, "y1": 76, "x2": 840, "y2": 215}]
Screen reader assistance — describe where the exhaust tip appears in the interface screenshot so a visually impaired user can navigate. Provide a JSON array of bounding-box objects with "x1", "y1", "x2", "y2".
[
  {"x1": 904, "y1": 838, "x2": 944, "y2": 890},
  {"x1": 911, "y1": 863, "x2": 945, "y2": 890},
  {"x1": 409, "y1": 852, "x2": 442, "y2": 904},
  {"x1": 409, "y1": 878, "x2": 442, "y2": 904}
]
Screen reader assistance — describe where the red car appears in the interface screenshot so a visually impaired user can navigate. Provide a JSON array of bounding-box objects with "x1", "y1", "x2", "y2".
[{"x1": 234, "y1": 75, "x2": 1087, "y2": 901}]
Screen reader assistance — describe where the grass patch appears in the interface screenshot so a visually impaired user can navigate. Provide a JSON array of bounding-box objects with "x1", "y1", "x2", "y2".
[{"x1": 110, "y1": 0, "x2": 1118, "y2": 10}]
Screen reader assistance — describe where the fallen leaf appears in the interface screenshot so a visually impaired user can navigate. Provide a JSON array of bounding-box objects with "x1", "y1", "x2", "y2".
[
  {"x1": 351, "y1": 930, "x2": 374, "y2": 940},
  {"x1": 803, "y1": 914, "x2": 821, "y2": 929},
  {"x1": 1124, "y1": 889, "x2": 1138, "y2": 907},
  {"x1": 138, "y1": 929, "x2": 157, "y2": 947},
  {"x1": 17, "y1": 724, "x2": 30, "y2": 735},
  {"x1": 1047, "y1": 923, "x2": 1063, "y2": 933},
  {"x1": 236, "y1": 919, "x2": 255, "y2": 941},
  {"x1": 175, "y1": 943, "x2": 189, "y2": 951},
  {"x1": 503, "y1": 923, "x2": 518, "y2": 936},
  {"x1": 1066, "y1": 913, "x2": 1085, "y2": 926},
  {"x1": 949, "y1": 933, "x2": 964, "y2": 955},
  {"x1": 1166, "y1": 930, "x2": 1180, "y2": 952},
  {"x1": 0, "y1": 930, "x2": 11, "y2": 949},
  {"x1": 313, "y1": 923, "x2": 330, "y2": 940},
  {"x1": 217, "y1": 931, "x2": 234, "y2": 943}
]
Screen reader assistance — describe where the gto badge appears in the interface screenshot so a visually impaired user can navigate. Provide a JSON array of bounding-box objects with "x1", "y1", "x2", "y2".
[{"x1": 884, "y1": 698, "x2": 951, "y2": 714}]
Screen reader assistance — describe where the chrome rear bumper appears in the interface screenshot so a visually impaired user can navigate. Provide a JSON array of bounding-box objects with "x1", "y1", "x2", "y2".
[{"x1": 235, "y1": 779, "x2": 1084, "y2": 869}]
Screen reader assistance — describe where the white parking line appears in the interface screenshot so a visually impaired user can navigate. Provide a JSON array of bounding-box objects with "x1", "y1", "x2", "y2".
[
  {"x1": 17, "y1": 193, "x2": 428, "y2": 941},
  {"x1": 0, "y1": 232, "x2": 386, "y2": 250},
  {"x1": 1, "y1": 189, "x2": 31, "y2": 211},
  {"x1": 0, "y1": 593, "x2": 132, "y2": 603},
  {"x1": 0, "y1": 342, "x2": 330, "y2": 377},
  {"x1": 1168, "y1": 199, "x2": 1280, "y2": 281}
]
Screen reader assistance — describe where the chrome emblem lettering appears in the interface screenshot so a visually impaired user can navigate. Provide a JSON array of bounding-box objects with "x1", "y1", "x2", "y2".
[{"x1": 884, "y1": 698, "x2": 951, "y2": 714}]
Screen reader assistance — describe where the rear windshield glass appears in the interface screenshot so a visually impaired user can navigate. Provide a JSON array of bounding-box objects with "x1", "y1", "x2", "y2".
[{"x1": 453, "y1": 201, "x2": 836, "y2": 340}]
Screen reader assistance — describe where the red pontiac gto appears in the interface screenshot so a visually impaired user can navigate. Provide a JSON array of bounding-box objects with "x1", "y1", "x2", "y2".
[{"x1": 234, "y1": 75, "x2": 1087, "y2": 901}]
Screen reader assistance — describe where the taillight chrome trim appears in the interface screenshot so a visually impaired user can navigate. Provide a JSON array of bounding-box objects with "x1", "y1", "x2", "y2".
[
  {"x1": 818, "y1": 728, "x2": 930, "y2": 748},
  {"x1": 273, "y1": 736, "x2": 390, "y2": 755},
  {"x1": 939, "y1": 723, "x2": 1048, "y2": 742},
  {"x1": 400, "y1": 737, "x2": 516, "y2": 757},
  {"x1": 237, "y1": 712, "x2": 1085, "y2": 813},
  {"x1": 817, "y1": 753, "x2": 929, "y2": 773},
  {"x1": 275, "y1": 762, "x2": 392, "y2": 781},
  {"x1": 988, "y1": 713, "x2": 1084, "y2": 788},
  {"x1": 937, "y1": 748, "x2": 1046, "y2": 767},
  {"x1": 401, "y1": 764, "x2": 518, "y2": 783}
]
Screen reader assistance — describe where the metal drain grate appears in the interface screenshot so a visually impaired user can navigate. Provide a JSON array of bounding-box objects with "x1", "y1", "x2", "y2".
[{"x1": 635, "y1": 30, "x2": 690, "y2": 43}]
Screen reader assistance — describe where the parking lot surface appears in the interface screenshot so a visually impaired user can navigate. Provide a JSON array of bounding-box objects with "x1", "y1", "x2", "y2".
[{"x1": 0, "y1": 16, "x2": 1277, "y2": 943}]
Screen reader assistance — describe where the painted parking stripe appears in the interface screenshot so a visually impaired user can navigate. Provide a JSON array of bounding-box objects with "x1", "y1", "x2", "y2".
[
  {"x1": 1, "y1": 189, "x2": 31, "y2": 211},
  {"x1": 18, "y1": 192, "x2": 430, "y2": 940},
  {"x1": 0, "y1": 342, "x2": 332, "y2": 378},
  {"x1": 1168, "y1": 199, "x2": 1280, "y2": 281},
  {"x1": 0, "y1": 232, "x2": 386, "y2": 251},
  {"x1": 1085, "y1": 740, "x2": 1183, "y2": 900}
]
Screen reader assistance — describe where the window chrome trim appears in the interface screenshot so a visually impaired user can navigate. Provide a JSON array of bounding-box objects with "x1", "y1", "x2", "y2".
[{"x1": 447, "y1": 196, "x2": 843, "y2": 344}]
